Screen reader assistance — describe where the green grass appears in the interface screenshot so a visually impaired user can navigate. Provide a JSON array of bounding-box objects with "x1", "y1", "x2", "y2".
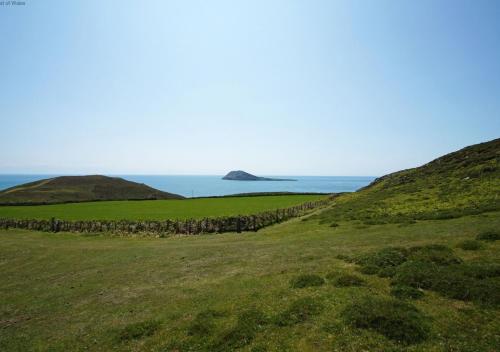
[
  {"x1": 315, "y1": 138, "x2": 500, "y2": 225},
  {"x1": 1, "y1": 211, "x2": 499, "y2": 351},
  {"x1": 0, "y1": 195, "x2": 326, "y2": 221}
]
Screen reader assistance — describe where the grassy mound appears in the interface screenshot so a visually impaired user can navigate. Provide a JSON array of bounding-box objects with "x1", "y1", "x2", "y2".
[
  {"x1": 352, "y1": 244, "x2": 462, "y2": 277},
  {"x1": 407, "y1": 244, "x2": 462, "y2": 265},
  {"x1": 341, "y1": 296, "x2": 430, "y2": 344},
  {"x1": 476, "y1": 230, "x2": 500, "y2": 242},
  {"x1": 118, "y1": 320, "x2": 161, "y2": 341},
  {"x1": 290, "y1": 274, "x2": 325, "y2": 288},
  {"x1": 456, "y1": 240, "x2": 483, "y2": 251},
  {"x1": 390, "y1": 285, "x2": 424, "y2": 300},
  {"x1": 213, "y1": 309, "x2": 268, "y2": 351},
  {"x1": 393, "y1": 262, "x2": 500, "y2": 306},
  {"x1": 274, "y1": 297, "x2": 323, "y2": 326},
  {"x1": 331, "y1": 273, "x2": 366, "y2": 287},
  {"x1": 187, "y1": 310, "x2": 226, "y2": 336}
]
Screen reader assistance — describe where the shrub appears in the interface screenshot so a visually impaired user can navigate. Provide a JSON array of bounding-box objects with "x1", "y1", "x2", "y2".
[
  {"x1": 274, "y1": 297, "x2": 323, "y2": 326},
  {"x1": 335, "y1": 254, "x2": 355, "y2": 263},
  {"x1": 391, "y1": 285, "x2": 424, "y2": 300},
  {"x1": 358, "y1": 264, "x2": 379, "y2": 275},
  {"x1": 392, "y1": 260, "x2": 439, "y2": 289},
  {"x1": 212, "y1": 308, "x2": 268, "y2": 351},
  {"x1": 187, "y1": 309, "x2": 226, "y2": 336},
  {"x1": 356, "y1": 247, "x2": 408, "y2": 269},
  {"x1": 456, "y1": 240, "x2": 483, "y2": 251},
  {"x1": 459, "y1": 263, "x2": 500, "y2": 279},
  {"x1": 378, "y1": 266, "x2": 397, "y2": 278},
  {"x1": 118, "y1": 320, "x2": 161, "y2": 341},
  {"x1": 476, "y1": 231, "x2": 500, "y2": 242},
  {"x1": 290, "y1": 274, "x2": 325, "y2": 288},
  {"x1": 335, "y1": 254, "x2": 351, "y2": 261},
  {"x1": 394, "y1": 262, "x2": 500, "y2": 306},
  {"x1": 333, "y1": 273, "x2": 366, "y2": 287},
  {"x1": 408, "y1": 244, "x2": 462, "y2": 265},
  {"x1": 341, "y1": 295, "x2": 430, "y2": 344}
]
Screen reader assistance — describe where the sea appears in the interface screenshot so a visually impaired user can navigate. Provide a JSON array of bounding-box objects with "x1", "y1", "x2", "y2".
[{"x1": 0, "y1": 175, "x2": 376, "y2": 198}]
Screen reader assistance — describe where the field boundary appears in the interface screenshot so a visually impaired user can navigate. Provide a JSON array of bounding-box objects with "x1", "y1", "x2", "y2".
[{"x1": 0, "y1": 197, "x2": 333, "y2": 236}]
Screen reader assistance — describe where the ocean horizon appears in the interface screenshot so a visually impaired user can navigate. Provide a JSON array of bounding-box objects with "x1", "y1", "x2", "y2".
[{"x1": 0, "y1": 174, "x2": 376, "y2": 198}]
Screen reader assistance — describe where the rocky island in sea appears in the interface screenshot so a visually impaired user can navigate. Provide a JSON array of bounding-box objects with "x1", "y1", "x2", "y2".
[{"x1": 222, "y1": 170, "x2": 296, "y2": 181}]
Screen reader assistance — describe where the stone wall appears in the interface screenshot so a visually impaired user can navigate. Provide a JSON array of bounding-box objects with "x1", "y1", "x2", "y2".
[{"x1": 0, "y1": 198, "x2": 331, "y2": 237}]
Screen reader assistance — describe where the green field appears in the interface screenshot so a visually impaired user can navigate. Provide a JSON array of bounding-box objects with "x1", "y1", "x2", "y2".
[
  {"x1": 1, "y1": 140, "x2": 499, "y2": 351},
  {"x1": 1, "y1": 212, "x2": 499, "y2": 351},
  {"x1": 0, "y1": 195, "x2": 326, "y2": 221}
]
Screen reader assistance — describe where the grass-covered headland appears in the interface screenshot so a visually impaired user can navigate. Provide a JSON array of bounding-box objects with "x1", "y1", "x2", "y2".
[{"x1": 0, "y1": 138, "x2": 499, "y2": 351}]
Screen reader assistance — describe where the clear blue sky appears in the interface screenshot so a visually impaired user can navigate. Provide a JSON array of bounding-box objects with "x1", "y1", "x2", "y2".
[{"x1": 1, "y1": 0, "x2": 499, "y2": 176}]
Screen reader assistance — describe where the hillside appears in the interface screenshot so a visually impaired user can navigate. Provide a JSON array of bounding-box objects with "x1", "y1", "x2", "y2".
[
  {"x1": 316, "y1": 138, "x2": 500, "y2": 224},
  {"x1": 0, "y1": 175, "x2": 184, "y2": 205},
  {"x1": 222, "y1": 170, "x2": 296, "y2": 181},
  {"x1": 0, "y1": 139, "x2": 499, "y2": 351}
]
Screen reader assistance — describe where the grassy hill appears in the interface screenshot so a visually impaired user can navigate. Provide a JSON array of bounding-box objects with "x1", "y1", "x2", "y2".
[
  {"x1": 0, "y1": 175, "x2": 184, "y2": 205},
  {"x1": 316, "y1": 138, "x2": 500, "y2": 225},
  {"x1": 0, "y1": 139, "x2": 499, "y2": 351}
]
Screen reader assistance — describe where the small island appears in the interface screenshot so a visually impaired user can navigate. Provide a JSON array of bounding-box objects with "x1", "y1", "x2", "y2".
[{"x1": 222, "y1": 170, "x2": 296, "y2": 181}]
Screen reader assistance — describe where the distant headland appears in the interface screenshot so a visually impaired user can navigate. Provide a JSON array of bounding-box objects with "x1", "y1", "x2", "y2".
[
  {"x1": 222, "y1": 170, "x2": 296, "y2": 181},
  {"x1": 0, "y1": 175, "x2": 184, "y2": 205}
]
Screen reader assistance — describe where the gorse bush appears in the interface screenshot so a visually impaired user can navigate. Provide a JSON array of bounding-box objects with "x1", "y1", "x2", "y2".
[
  {"x1": 378, "y1": 266, "x2": 397, "y2": 278},
  {"x1": 118, "y1": 320, "x2": 161, "y2": 341},
  {"x1": 476, "y1": 230, "x2": 500, "y2": 242},
  {"x1": 187, "y1": 309, "x2": 226, "y2": 336},
  {"x1": 407, "y1": 244, "x2": 462, "y2": 265},
  {"x1": 390, "y1": 285, "x2": 424, "y2": 300},
  {"x1": 357, "y1": 264, "x2": 379, "y2": 275},
  {"x1": 274, "y1": 297, "x2": 323, "y2": 326},
  {"x1": 212, "y1": 308, "x2": 268, "y2": 351},
  {"x1": 341, "y1": 295, "x2": 430, "y2": 344},
  {"x1": 333, "y1": 273, "x2": 366, "y2": 287},
  {"x1": 356, "y1": 247, "x2": 408, "y2": 269},
  {"x1": 393, "y1": 262, "x2": 500, "y2": 306},
  {"x1": 456, "y1": 240, "x2": 483, "y2": 251},
  {"x1": 392, "y1": 260, "x2": 438, "y2": 289},
  {"x1": 290, "y1": 274, "x2": 325, "y2": 288}
]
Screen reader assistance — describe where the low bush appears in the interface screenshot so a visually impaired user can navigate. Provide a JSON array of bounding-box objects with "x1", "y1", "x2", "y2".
[
  {"x1": 357, "y1": 264, "x2": 379, "y2": 275},
  {"x1": 274, "y1": 297, "x2": 323, "y2": 326},
  {"x1": 459, "y1": 263, "x2": 500, "y2": 279},
  {"x1": 456, "y1": 240, "x2": 483, "y2": 251},
  {"x1": 187, "y1": 309, "x2": 226, "y2": 336},
  {"x1": 118, "y1": 320, "x2": 161, "y2": 341},
  {"x1": 390, "y1": 285, "x2": 424, "y2": 300},
  {"x1": 378, "y1": 266, "x2": 397, "y2": 278},
  {"x1": 335, "y1": 254, "x2": 355, "y2": 263},
  {"x1": 212, "y1": 308, "x2": 268, "y2": 351},
  {"x1": 290, "y1": 274, "x2": 325, "y2": 288},
  {"x1": 333, "y1": 273, "x2": 366, "y2": 287},
  {"x1": 392, "y1": 260, "x2": 439, "y2": 289},
  {"x1": 356, "y1": 247, "x2": 408, "y2": 269},
  {"x1": 407, "y1": 244, "x2": 462, "y2": 265},
  {"x1": 393, "y1": 262, "x2": 500, "y2": 306},
  {"x1": 341, "y1": 295, "x2": 430, "y2": 344},
  {"x1": 476, "y1": 230, "x2": 500, "y2": 242}
]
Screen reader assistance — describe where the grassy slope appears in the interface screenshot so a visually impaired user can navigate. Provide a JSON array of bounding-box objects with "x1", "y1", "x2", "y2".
[
  {"x1": 316, "y1": 138, "x2": 500, "y2": 224},
  {"x1": 0, "y1": 195, "x2": 326, "y2": 221},
  {"x1": 1, "y1": 139, "x2": 499, "y2": 351},
  {"x1": 1, "y1": 213, "x2": 499, "y2": 351},
  {"x1": 0, "y1": 175, "x2": 184, "y2": 204}
]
